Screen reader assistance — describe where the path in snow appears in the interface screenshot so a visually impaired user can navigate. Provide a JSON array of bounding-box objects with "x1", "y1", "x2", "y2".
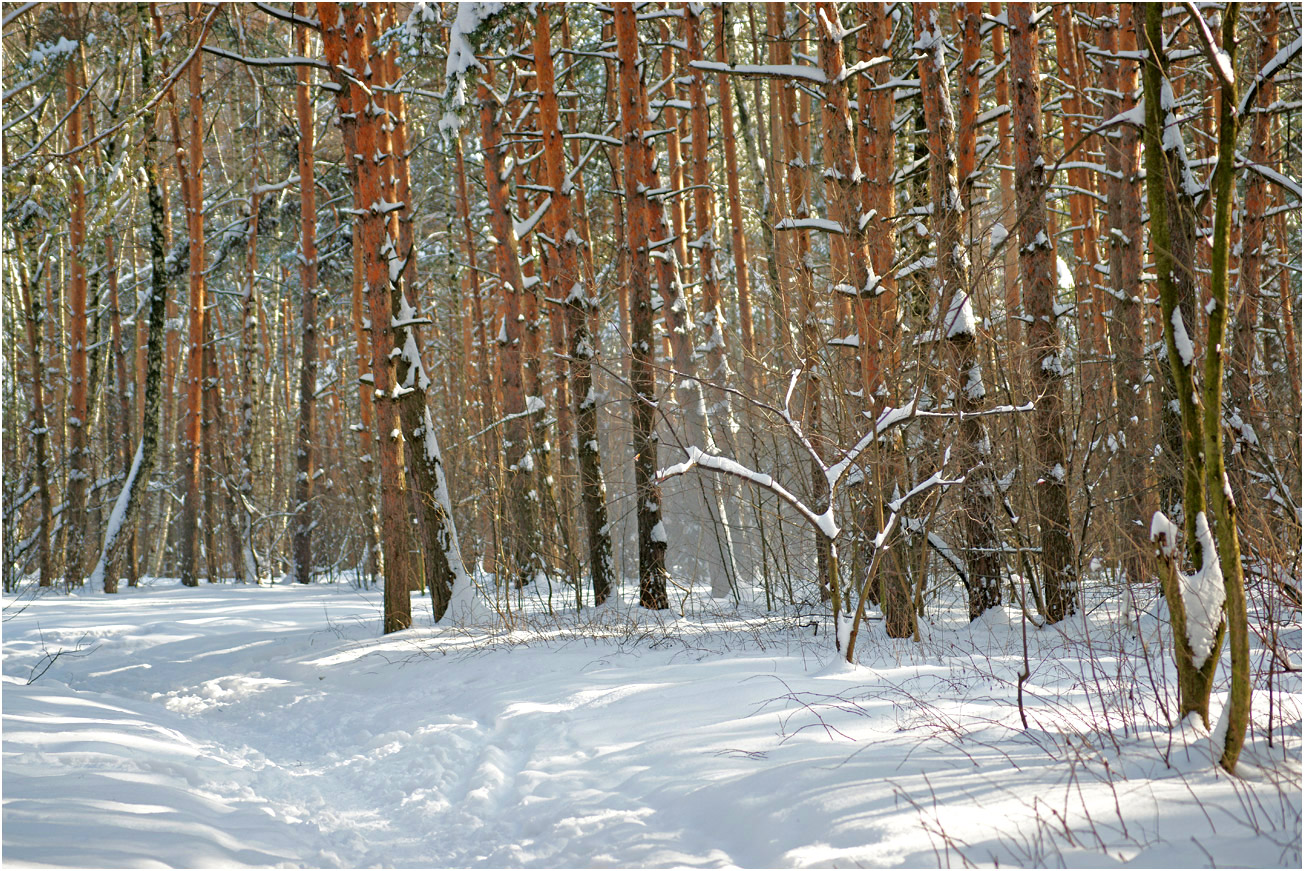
[{"x1": 3, "y1": 581, "x2": 1299, "y2": 868}]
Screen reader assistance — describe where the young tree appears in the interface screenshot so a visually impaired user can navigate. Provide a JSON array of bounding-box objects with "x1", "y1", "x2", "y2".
[
  {"x1": 1141, "y1": 5, "x2": 1252, "y2": 771},
  {"x1": 89, "y1": 16, "x2": 173, "y2": 593},
  {"x1": 17, "y1": 241, "x2": 54, "y2": 589}
]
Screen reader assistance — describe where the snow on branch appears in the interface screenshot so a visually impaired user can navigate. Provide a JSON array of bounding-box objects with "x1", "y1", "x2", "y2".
[
  {"x1": 687, "y1": 60, "x2": 827, "y2": 84},
  {"x1": 1237, "y1": 153, "x2": 1303, "y2": 200},
  {"x1": 202, "y1": 45, "x2": 329, "y2": 71},
  {"x1": 889, "y1": 459, "x2": 963, "y2": 513},
  {"x1": 775, "y1": 217, "x2": 846, "y2": 234},
  {"x1": 1, "y1": 2, "x2": 38, "y2": 29},
  {"x1": 251, "y1": 175, "x2": 301, "y2": 196},
  {"x1": 514, "y1": 196, "x2": 552, "y2": 240},
  {"x1": 440, "y1": 2, "x2": 506, "y2": 135},
  {"x1": 659, "y1": 445, "x2": 834, "y2": 537},
  {"x1": 1178, "y1": 2, "x2": 1235, "y2": 94},
  {"x1": 252, "y1": 2, "x2": 319, "y2": 30},
  {"x1": 1239, "y1": 36, "x2": 1302, "y2": 118}
]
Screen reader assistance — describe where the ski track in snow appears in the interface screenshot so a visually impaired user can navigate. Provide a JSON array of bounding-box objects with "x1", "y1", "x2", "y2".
[{"x1": 2, "y1": 581, "x2": 1299, "y2": 868}]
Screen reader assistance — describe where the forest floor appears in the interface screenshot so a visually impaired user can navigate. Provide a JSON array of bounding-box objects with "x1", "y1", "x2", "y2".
[{"x1": 2, "y1": 576, "x2": 1299, "y2": 868}]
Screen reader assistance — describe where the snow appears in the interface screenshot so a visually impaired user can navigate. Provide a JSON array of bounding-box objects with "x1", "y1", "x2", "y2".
[
  {"x1": 26, "y1": 36, "x2": 77, "y2": 67},
  {"x1": 1240, "y1": 36, "x2": 1303, "y2": 116},
  {"x1": 1171, "y1": 307, "x2": 1195, "y2": 367},
  {"x1": 440, "y1": 2, "x2": 505, "y2": 134},
  {"x1": 513, "y1": 196, "x2": 552, "y2": 240},
  {"x1": 86, "y1": 439, "x2": 145, "y2": 590},
  {"x1": 1158, "y1": 79, "x2": 1203, "y2": 199},
  {"x1": 1179, "y1": 512, "x2": 1228, "y2": 667},
  {"x1": 943, "y1": 290, "x2": 977, "y2": 339},
  {"x1": 963, "y1": 363, "x2": 986, "y2": 400},
  {"x1": 874, "y1": 399, "x2": 918, "y2": 434},
  {"x1": 1056, "y1": 256, "x2": 1074, "y2": 291},
  {"x1": 1149, "y1": 511, "x2": 1228, "y2": 668},
  {"x1": 1212, "y1": 49, "x2": 1234, "y2": 89},
  {"x1": 687, "y1": 60, "x2": 827, "y2": 84},
  {"x1": 659, "y1": 445, "x2": 834, "y2": 538},
  {"x1": 774, "y1": 217, "x2": 846, "y2": 234},
  {"x1": 4, "y1": 581, "x2": 1295, "y2": 868}
]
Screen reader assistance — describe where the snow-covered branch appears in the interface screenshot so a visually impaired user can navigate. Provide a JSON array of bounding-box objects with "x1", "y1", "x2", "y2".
[
  {"x1": 687, "y1": 60, "x2": 827, "y2": 83},
  {"x1": 658, "y1": 445, "x2": 833, "y2": 537},
  {"x1": 1238, "y1": 36, "x2": 1301, "y2": 117}
]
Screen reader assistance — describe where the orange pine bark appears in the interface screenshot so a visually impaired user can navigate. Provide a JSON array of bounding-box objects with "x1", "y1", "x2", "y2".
[
  {"x1": 62, "y1": 2, "x2": 88, "y2": 588},
  {"x1": 292, "y1": 4, "x2": 319, "y2": 586},
  {"x1": 916, "y1": 1, "x2": 1002, "y2": 619},
  {"x1": 615, "y1": 2, "x2": 669, "y2": 609},
  {"x1": 1010, "y1": 2, "x2": 1075, "y2": 622},
  {"x1": 322, "y1": 1, "x2": 418, "y2": 630},
  {"x1": 178, "y1": 2, "x2": 207, "y2": 588},
  {"x1": 1100, "y1": 3, "x2": 1150, "y2": 580},
  {"x1": 990, "y1": 2, "x2": 1021, "y2": 350},
  {"x1": 1056, "y1": 4, "x2": 1110, "y2": 407},
  {"x1": 857, "y1": 3, "x2": 898, "y2": 407},
  {"x1": 714, "y1": 5, "x2": 758, "y2": 398},
  {"x1": 535, "y1": 7, "x2": 615, "y2": 604},
  {"x1": 686, "y1": 5, "x2": 729, "y2": 406},
  {"x1": 1231, "y1": 4, "x2": 1278, "y2": 426},
  {"x1": 479, "y1": 62, "x2": 545, "y2": 588}
]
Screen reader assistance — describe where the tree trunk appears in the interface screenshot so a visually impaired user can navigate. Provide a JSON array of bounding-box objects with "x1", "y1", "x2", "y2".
[
  {"x1": 715, "y1": 6, "x2": 757, "y2": 400},
  {"x1": 320, "y1": 1, "x2": 417, "y2": 630},
  {"x1": 18, "y1": 246, "x2": 53, "y2": 589},
  {"x1": 1138, "y1": 2, "x2": 1224, "y2": 726},
  {"x1": 615, "y1": 2, "x2": 669, "y2": 609},
  {"x1": 292, "y1": 6, "x2": 319, "y2": 586},
  {"x1": 684, "y1": 3, "x2": 739, "y2": 600},
  {"x1": 89, "y1": 21, "x2": 170, "y2": 594},
  {"x1": 1101, "y1": 4, "x2": 1151, "y2": 583},
  {"x1": 1201, "y1": 4, "x2": 1250, "y2": 775},
  {"x1": 535, "y1": 7, "x2": 615, "y2": 607},
  {"x1": 178, "y1": 2, "x2": 207, "y2": 588},
  {"x1": 478, "y1": 63, "x2": 546, "y2": 590},
  {"x1": 855, "y1": 2, "x2": 909, "y2": 633},
  {"x1": 916, "y1": 1, "x2": 1002, "y2": 620},
  {"x1": 1230, "y1": 6, "x2": 1278, "y2": 441},
  {"x1": 453, "y1": 129, "x2": 495, "y2": 559},
  {"x1": 990, "y1": 3, "x2": 1021, "y2": 355},
  {"x1": 1056, "y1": 4, "x2": 1110, "y2": 411},
  {"x1": 237, "y1": 78, "x2": 262, "y2": 585},
  {"x1": 1010, "y1": 2, "x2": 1075, "y2": 623},
  {"x1": 62, "y1": 1, "x2": 89, "y2": 589}
]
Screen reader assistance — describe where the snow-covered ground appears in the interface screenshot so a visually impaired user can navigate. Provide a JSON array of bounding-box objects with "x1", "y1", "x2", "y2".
[{"x1": 3, "y1": 578, "x2": 1299, "y2": 868}]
